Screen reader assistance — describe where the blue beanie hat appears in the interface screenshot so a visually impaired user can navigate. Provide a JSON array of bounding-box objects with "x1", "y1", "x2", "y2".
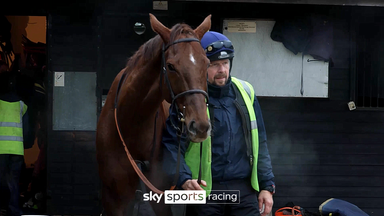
[{"x1": 201, "y1": 31, "x2": 235, "y2": 62}]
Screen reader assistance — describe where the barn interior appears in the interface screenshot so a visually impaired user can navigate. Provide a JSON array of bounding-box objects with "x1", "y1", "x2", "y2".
[{"x1": 0, "y1": 15, "x2": 47, "y2": 213}]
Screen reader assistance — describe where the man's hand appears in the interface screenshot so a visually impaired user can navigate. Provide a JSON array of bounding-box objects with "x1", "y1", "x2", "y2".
[
  {"x1": 258, "y1": 190, "x2": 273, "y2": 216},
  {"x1": 181, "y1": 179, "x2": 207, "y2": 190}
]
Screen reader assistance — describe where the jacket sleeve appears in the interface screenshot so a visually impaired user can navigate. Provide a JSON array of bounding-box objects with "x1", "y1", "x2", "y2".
[
  {"x1": 253, "y1": 95, "x2": 275, "y2": 190},
  {"x1": 162, "y1": 107, "x2": 192, "y2": 189}
]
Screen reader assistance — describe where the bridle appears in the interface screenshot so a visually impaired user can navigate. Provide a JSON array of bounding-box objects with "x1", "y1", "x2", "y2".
[
  {"x1": 114, "y1": 37, "x2": 209, "y2": 194},
  {"x1": 161, "y1": 38, "x2": 209, "y2": 133}
]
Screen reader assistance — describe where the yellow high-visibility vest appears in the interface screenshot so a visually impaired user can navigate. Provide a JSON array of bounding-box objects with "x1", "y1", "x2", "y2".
[
  {"x1": 0, "y1": 100, "x2": 28, "y2": 155},
  {"x1": 185, "y1": 77, "x2": 259, "y2": 195}
]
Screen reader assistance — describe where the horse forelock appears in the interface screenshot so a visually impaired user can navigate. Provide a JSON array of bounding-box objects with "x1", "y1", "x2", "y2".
[
  {"x1": 166, "y1": 24, "x2": 204, "y2": 61},
  {"x1": 169, "y1": 23, "x2": 197, "y2": 42}
]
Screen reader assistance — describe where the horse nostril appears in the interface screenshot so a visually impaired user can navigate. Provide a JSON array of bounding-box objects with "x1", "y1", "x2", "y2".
[
  {"x1": 205, "y1": 123, "x2": 211, "y2": 133},
  {"x1": 188, "y1": 120, "x2": 211, "y2": 136},
  {"x1": 188, "y1": 120, "x2": 197, "y2": 135}
]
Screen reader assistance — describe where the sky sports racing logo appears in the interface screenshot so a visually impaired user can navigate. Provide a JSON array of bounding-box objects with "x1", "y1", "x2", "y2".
[
  {"x1": 143, "y1": 190, "x2": 205, "y2": 204},
  {"x1": 142, "y1": 190, "x2": 240, "y2": 204}
]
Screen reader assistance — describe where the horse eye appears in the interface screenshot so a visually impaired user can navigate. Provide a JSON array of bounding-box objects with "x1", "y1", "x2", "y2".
[{"x1": 167, "y1": 64, "x2": 176, "y2": 72}]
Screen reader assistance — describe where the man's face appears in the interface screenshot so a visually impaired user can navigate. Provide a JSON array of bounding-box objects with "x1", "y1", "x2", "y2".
[{"x1": 207, "y1": 59, "x2": 230, "y2": 87}]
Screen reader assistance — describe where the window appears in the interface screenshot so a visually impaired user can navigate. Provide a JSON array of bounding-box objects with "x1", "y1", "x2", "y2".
[{"x1": 223, "y1": 19, "x2": 330, "y2": 98}]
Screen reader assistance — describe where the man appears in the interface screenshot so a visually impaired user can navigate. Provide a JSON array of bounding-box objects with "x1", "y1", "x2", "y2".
[
  {"x1": 0, "y1": 65, "x2": 28, "y2": 216},
  {"x1": 162, "y1": 31, "x2": 275, "y2": 216}
]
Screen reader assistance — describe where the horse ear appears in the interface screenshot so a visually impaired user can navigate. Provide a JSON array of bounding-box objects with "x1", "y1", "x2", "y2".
[
  {"x1": 194, "y1": 14, "x2": 212, "y2": 40},
  {"x1": 149, "y1": 13, "x2": 171, "y2": 44}
]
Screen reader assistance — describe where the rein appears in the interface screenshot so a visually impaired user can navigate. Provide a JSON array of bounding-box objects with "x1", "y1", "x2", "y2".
[{"x1": 114, "y1": 37, "x2": 208, "y2": 194}]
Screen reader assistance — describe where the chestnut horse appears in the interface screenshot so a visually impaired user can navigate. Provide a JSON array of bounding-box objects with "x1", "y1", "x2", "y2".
[{"x1": 96, "y1": 14, "x2": 212, "y2": 216}]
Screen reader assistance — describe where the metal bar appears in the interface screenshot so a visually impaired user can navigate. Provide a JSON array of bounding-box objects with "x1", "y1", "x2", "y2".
[
  {"x1": 355, "y1": 44, "x2": 359, "y2": 104},
  {"x1": 363, "y1": 37, "x2": 366, "y2": 107},
  {"x1": 97, "y1": 15, "x2": 103, "y2": 119},
  {"x1": 377, "y1": 40, "x2": 380, "y2": 107},
  {"x1": 350, "y1": 8, "x2": 357, "y2": 102},
  {"x1": 370, "y1": 46, "x2": 373, "y2": 107},
  {"x1": 378, "y1": 58, "x2": 381, "y2": 108}
]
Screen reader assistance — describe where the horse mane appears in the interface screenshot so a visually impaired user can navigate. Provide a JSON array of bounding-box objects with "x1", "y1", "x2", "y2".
[
  {"x1": 124, "y1": 23, "x2": 198, "y2": 75},
  {"x1": 124, "y1": 36, "x2": 162, "y2": 75}
]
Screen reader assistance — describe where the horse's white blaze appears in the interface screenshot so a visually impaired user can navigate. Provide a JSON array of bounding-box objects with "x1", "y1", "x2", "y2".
[{"x1": 190, "y1": 53, "x2": 196, "y2": 65}]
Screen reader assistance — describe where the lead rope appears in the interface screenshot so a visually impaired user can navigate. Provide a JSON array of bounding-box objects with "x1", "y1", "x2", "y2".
[
  {"x1": 170, "y1": 106, "x2": 204, "y2": 189},
  {"x1": 114, "y1": 108, "x2": 164, "y2": 194},
  {"x1": 197, "y1": 141, "x2": 203, "y2": 185}
]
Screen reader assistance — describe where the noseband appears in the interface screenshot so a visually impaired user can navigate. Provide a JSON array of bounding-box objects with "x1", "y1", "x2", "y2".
[{"x1": 161, "y1": 37, "x2": 209, "y2": 134}]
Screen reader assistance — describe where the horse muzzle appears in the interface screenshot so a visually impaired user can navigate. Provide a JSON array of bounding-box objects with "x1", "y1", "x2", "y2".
[{"x1": 187, "y1": 119, "x2": 211, "y2": 143}]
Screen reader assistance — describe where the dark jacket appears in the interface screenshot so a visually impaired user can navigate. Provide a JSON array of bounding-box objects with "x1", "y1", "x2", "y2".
[{"x1": 162, "y1": 77, "x2": 275, "y2": 190}]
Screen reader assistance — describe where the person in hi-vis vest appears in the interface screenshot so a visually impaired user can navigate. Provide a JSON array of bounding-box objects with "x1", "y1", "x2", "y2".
[
  {"x1": 0, "y1": 67, "x2": 28, "y2": 216},
  {"x1": 162, "y1": 31, "x2": 275, "y2": 216}
]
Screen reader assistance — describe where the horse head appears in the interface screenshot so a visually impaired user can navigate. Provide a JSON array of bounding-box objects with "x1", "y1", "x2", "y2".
[{"x1": 149, "y1": 14, "x2": 212, "y2": 143}]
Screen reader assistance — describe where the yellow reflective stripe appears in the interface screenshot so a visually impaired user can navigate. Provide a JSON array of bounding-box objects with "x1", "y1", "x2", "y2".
[
  {"x1": 231, "y1": 78, "x2": 256, "y2": 119},
  {"x1": 206, "y1": 107, "x2": 211, "y2": 163},
  {"x1": 20, "y1": 101, "x2": 23, "y2": 120},
  {"x1": 35, "y1": 89, "x2": 46, "y2": 95},
  {"x1": 0, "y1": 122, "x2": 22, "y2": 127},
  {"x1": 250, "y1": 120, "x2": 257, "y2": 130},
  {"x1": 235, "y1": 78, "x2": 252, "y2": 100},
  {"x1": 34, "y1": 83, "x2": 45, "y2": 90},
  {"x1": 23, "y1": 104, "x2": 28, "y2": 115},
  {"x1": 233, "y1": 78, "x2": 255, "y2": 104},
  {"x1": 20, "y1": 101, "x2": 26, "y2": 116},
  {"x1": 0, "y1": 136, "x2": 23, "y2": 141},
  {"x1": 232, "y1": 77, "x2": 259, "y2": 192},
  {"x1": 244, "y1": 81, "x2": 255, "y2": 104}
]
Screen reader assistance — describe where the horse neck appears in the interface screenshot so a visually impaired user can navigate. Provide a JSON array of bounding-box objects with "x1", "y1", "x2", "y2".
[{"x1": 118, "y1": 36, "x2": 164, "y2": 123}]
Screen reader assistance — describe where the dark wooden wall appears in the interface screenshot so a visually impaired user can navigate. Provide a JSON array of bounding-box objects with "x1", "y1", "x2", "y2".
[
  {"x1": 168, "y1": 2, "x2": 384, "y2": 215},
  {"x1": 263, "y1": 13, "x2": 383, "y2": 215},
  {"x1": 46, "y1": 14, "x2": 100, "y2": 214},
  {"x1": 44, "y1": 0, "x2": 164, "y2": 214},
  {"x1": 261, "y1": 7, "x2": 384, "y2": 214}
]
